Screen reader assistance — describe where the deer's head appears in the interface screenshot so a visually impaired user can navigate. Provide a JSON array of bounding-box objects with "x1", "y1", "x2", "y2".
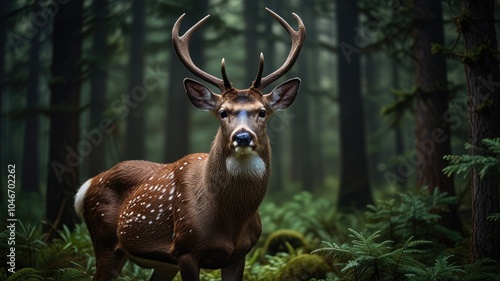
[{"x1": 172, "y1": 8, "x2": 305, "y2": 158}]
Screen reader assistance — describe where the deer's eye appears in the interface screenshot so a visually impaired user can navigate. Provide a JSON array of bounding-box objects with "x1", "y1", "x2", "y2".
[
  {"x1": 258, "y1": 109, "x2": 266, "y2": 118},
  {"x1": 219, "y1": 110, "x2": 228, "y2": 119}
]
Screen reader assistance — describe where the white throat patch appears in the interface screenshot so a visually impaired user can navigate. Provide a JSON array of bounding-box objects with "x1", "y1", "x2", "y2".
[{"x1": 226, "y1": 152, "x2": 266, "y2": 178}]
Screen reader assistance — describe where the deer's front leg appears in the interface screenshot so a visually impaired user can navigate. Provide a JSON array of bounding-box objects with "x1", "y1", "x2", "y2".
[
  {"x1": 178, "y1": 255, "x2": 200, "y2": 281},
  {"x1": 221, "y1": 256, "x2": 245, "y2": 281}
]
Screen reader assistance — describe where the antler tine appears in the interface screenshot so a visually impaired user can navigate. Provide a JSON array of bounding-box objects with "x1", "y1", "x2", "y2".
[
  {"x1": 251, "y1": 53, "x2": 265, "y2": 89},
  {"x1": 172, "y1": 14, "x2": 230, "y2": 92},
  {"x1": 256, "y1": 8, "x2": 306, "y2": 91},
  {"x1": 221, "y1": 58, "x2": 232, "y2": 89}
]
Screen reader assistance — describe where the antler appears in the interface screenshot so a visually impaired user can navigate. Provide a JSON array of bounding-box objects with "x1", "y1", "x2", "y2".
[
  {"x1": 172, "y1": 14, "x2": 232, "y2": 91},
  {"x1": 252, "y1": 8, "x2": 306, "y2": 91}
]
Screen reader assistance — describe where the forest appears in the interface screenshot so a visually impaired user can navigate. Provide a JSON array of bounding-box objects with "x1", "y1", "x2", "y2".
[{"x1": 1, "y1": 0, "x2": 500, "y2": 280}]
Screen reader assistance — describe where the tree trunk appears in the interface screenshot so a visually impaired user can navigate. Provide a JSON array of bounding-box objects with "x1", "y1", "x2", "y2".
[
  {"x1": 459, "y1": 0, "x2": 500, "y2": 262},
  {"x1": 124, "y1": 0, "x2": 146, "y2": 160},
  {"x1": 363, "y1": 54, "x2": 381, "y2": 183},
  {"x1": 87, "y1": 0, "x2": 109, "y2": 177},
  {"x1": 0, "y1": 0, "x2": 7, "y2": 205},
  {"x1": 165, "y1": 1, "x2": 206, "y2": 162},
  {"x1": 264, "y1": 1, "x2": 284, "y2": 191},
  {"x1": 244, "y1": 0, "x2": 259, "y2": 86},
  {"x1": 391, "y1": 60, "x2": 405, "y2": 159},
  {"x1": 46, "y1": 0, "x2": 83, "y2": 233},
  {"x1": 336, "y1": 0, "x2": 373, "y2": 208},
  {"x1": 165, "y1": 50, "x2": 190, "y2": 162},
  {"x1": 391, "y1": 59, "x2": 405, "y2": 189},
  {"x1": 22, "y1": 4, "x2": 41, "y2": 193},
  {"x1": 307, "y1": 7, "x2": 325, "y2": 190},
  {"x1": 412, "y1": 0, "x2": 460, "y2": 232},
  {"x1": 295, "y1": 2, "x2": 315, "y2": 191}
]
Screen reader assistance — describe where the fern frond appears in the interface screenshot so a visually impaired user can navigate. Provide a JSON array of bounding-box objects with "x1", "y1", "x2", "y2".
[
  {"x1": 407, "y1": 255, "x2": 464, "y2": 281},
  {"x1": 366, "y1": 186, "x2": 461, "y2": 247},
  {"x1": 341, "y1": 259, "x2": 362, "y2": 272},
  {"x1": 482, "y1": 138, "x2": 500, "y2": 153},
  {"x1": 403, "y1": 239, "x2": 433, "y2": 251},
  {"x1": 462, "y1": 258, "x2": 500, "y2": 279},
  {"x1": 314, "y1": 228, "x2": 433, "y2": 280},
  {"x1": 6, "y1": 268, "x2": 41, "y2": 281},
  {"x1": 348, "y1": 228, "x2": 382, "y2": 246},
  {"x1": 312, "y1": 241, "x2": 354, "y2": 260},
  {"x1": 444, "y1": 138, "x2": 500, "y2": 179},
  {"x1": 487, "y1": 213, "x2": 500, "y2": 222}
]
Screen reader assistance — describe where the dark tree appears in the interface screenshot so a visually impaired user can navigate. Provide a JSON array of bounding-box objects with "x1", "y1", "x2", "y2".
[
  {"x1": 22, "y1": 4, "x2": 42, "y2": 193},
  {"x1": 165, "y1": 44, "x2": 190, "y2": 162},
  {"x1": 87, "y1": 0, "x2": 109, "y2": 176},
  {"x1": 391, "y1": 60, "x2": 405, "y2": 159},
  {"x1": 336, "y1": 0, "x2": 373, "y2": 208},
  {"x1": 363, "y1": 54, "x2": 382, "y2": 183},
  {"x1": 244, "y1": 0, "x2": 259, "y2": 85},
  {"x1": 459, "y1": 0, "x2": 500, "y2": 261},
  {"x1": 293, "y1": 2, "x2": 316, "y2": 191},
  {"x1": 412, "y1": 0, "x2": 460, "y2": 231},
  {"x1": 124, "y1": 0, "x2": 146, "y2": 160},
  {"x1": 165, "y1": 1, "x2": 207, "y2": 162},
  {"x1": 0, "y1": 0, "x2": 8, "y2": 177},
  {"x1": 263, "y1": 1, "x2": 285, "y2": 191},
  {"x1": 389, "y1": 59, "x2": 406, "y2": 188},
  {"x1": 46, "y1": 0, "x2": 83, "y2": 232},
  {"x1": 306, "y1": 12, "x2": 325, "y2": 190}
]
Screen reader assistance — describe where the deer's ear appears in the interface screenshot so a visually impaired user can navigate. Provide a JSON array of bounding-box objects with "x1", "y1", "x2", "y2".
[
  {"x1": 264, "y1": 78, "x2": 300, "y2": 110},
  {"x1": 184, "y1": 78, "x2": 220, "y2": 111}
]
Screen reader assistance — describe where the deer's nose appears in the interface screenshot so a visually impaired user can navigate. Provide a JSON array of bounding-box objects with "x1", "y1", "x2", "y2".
[{"x1": 233, "y1": 131, "x2": 253, "y2": 147}]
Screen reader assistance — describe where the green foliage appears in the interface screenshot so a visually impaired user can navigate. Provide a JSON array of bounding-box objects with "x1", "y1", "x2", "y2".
[
  {"x1": 189, "y1": 237, "x2": 330, "y2": 281},
  {"x1": 312, "y1": 229, "x2": 431, "y2": 281},
  {"x1": 407, "y1": 256, "x2": 500, "y2": 281},
  {"x1": 3, "y1": 191, "x2": 496, "y2": 281},
  {"x1": 460, "y1": 258, "x2": 500, "y2": 281},
  {"x1": 488, "y1": 213, "x2": 500, "y2": 221},
  {"x1": 430, "y1": 43, "x2": 463, "y2": 62},
  {"x1": 262, "y1": 229, "x2": 308, "y2": 256},
  {"x1": 14, "y1": 220, "x2": 45, "y2": 268},
  {"x1": 277, "y1": 254, "x2": 331, "y2": 281},
  {"x1": 5, "y1": 268, "x2": 40, "y2": 281},
  {"x1": 118, "y1": 262, "x2": 154, "y2": 281},
  {"x1": 443, "y1": 138, "x2": 500, "y2": 179},
  {"x1": 365, "y1": 187, "x2": 461, "y2": 245},
  {"x1": 312, "y1": 230, "x2": 499, "y2": 281},
  {"x1": 381, "y1": 87, "x2": 416, "y2": 127},
  {"x1": 406, "y1": 255, "x2": 463, "y2": 281},
  {"x1": 0, "y1": 221, "x2": 90, "y2": 280},
  {"x1": 260, "y1": 192, "x2": 360, "y2": 243},
  {"x1": 244, "y1": 251, "x2": 292, "y2": 281}
]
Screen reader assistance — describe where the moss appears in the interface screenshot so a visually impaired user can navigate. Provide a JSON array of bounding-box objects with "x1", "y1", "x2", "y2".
[
  {"x1": 263, "y1": 229, "x2": 308, "y2": 256},
  {"x1": 276, "y1": 254, "x2": 331, "y2": 281}
]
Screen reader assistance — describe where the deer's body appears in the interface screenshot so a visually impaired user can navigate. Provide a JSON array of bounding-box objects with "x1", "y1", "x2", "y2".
[
  {"x1": 77, "y1": 150, "x2": 266, "y2": 278},
  {"x1": 75, "y1": 8, "x2": 304, "y2": 281}
]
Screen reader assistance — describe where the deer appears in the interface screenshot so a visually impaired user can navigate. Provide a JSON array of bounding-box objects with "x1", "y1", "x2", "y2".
[{"x1": 74, "y1": 7, "x2": 305, "y2": 281}]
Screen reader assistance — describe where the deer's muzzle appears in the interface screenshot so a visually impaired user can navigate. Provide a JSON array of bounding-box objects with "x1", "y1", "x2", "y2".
[{"x1": 230, "y1": 129, "x2": 257, "y2": 154}]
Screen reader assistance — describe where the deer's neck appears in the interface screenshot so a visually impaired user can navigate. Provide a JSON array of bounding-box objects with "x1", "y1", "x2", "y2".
[{"x1": 203, "y1": 130, "x2": 271, "y2": 220}]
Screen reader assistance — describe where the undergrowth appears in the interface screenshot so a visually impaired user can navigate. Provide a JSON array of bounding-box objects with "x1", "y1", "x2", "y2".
[
  {"x1": 365, "y1": 186, "x2": 462, "y2": 247},
  {"x1": 2, "y1": 187, "x2": 499, "y2": 280}
]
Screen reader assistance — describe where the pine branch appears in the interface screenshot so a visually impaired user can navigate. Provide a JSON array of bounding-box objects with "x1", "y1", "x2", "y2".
[{"x1": 443, "y1": 138, "x2": 500, "y2": 179}]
